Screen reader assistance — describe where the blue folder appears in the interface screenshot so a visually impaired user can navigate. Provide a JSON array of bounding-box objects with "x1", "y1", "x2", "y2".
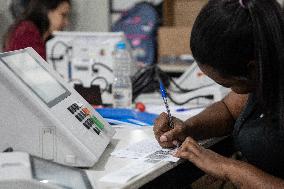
[{"x1": 96, "y1": 108, "x2": 158, "y2": 126}]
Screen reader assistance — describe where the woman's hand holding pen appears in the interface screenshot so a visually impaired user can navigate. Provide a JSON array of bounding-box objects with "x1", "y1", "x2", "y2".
[
  {"x1": 154, "y1": 112, "x2": 233, "y2": 180},
  {"x1": 153, "y1": 112, "x2": 189, "y2": 148}
]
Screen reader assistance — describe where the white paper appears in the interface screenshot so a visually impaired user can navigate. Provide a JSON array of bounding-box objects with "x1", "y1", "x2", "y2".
[
  {"x1": 111, "y1": 139, "x2": 179, "y2": 162},
  {"x1": 99, "y1": 159, "x2": 158, "y2": 184}
]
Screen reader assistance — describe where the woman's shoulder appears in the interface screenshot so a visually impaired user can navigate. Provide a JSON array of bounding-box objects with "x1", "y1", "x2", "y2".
[{"x1": 13, "y1": 20, "x2": 40, "y2": 34}]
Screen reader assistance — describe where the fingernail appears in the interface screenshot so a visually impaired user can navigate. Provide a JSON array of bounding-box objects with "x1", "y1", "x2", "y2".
[
  {"x1": 173, "y1": 140, "x2": 178, "y2": 146},
  {"x1": 160, "y1": 135, "x2": 168, "y2": 142},
  {"x1": 172, "y1": 151, "x2": 178, "y2": 157}
]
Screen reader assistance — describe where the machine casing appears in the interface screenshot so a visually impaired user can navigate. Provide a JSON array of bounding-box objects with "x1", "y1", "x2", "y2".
[
  {"x1": 0, "y1": 48, "x2": 115, "y2": 167},
  {"x1": 0, "y1": 152, "x2": 97, "y2": 189}
]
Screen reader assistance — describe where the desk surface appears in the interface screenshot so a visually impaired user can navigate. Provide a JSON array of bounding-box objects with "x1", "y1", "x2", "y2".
[
  {"x1": 89, "y1": 93, "x2": 223, "y2": 189},
  {"x1": 89, "y1": 125, "x2": 226, "y2": 189},
  {"x1": 90, "y1": 126, "x2": 179, "y2": 189}
]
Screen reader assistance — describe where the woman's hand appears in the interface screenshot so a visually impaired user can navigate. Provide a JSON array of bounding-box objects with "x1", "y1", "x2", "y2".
[
  {"x1": 174, "y1": 137, "x2": 231, "y2": 180},
  {"x1": 153, "y1": 112, "x2": 189, "y2": 148},
  {"x1": 175, "y1": 137, "x2": 284, "y2": 189}
]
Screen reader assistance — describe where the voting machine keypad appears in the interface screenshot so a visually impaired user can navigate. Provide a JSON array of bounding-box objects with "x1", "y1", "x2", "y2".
[{"x1": 67, "y1": 102, "x2": 104, "y2": 135}]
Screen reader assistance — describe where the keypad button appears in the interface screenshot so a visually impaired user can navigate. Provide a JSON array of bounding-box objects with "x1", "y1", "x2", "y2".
[
  {"x1": 91, "y1": 116, "x2": 104, "y2": 130},
  {"x1": 71, "y1": 104, "x2": 77, "y2": 110},
  {"x1": 82, "y1": 108, "x2": 91, "y2": 115},
  {"x1": 93, "y1": 127, "x2": 100, "y2": 135},
  {"x1": 74, "y1": 104, "x2": 80, "y2": 110},
  {"x1": 83, "y1": 122, "x2": 91, "y2": 129},
  {"x1": 67, "y1": 107, "x2": 76, "y2": 114},
  {"x1": 75, "y1": 114, "x2": 84, "y2": 122},
  {"x1": 78, "y1": 112, "x2": 86, "y2": 119},
  {"x1": 86, "y1": 118, "x2": 93, "y2": 126}
]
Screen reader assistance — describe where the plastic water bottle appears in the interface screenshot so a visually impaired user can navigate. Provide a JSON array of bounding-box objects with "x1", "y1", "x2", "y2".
[{"x1": 112, "y1": 41, "x2": 132, "y2": 108}]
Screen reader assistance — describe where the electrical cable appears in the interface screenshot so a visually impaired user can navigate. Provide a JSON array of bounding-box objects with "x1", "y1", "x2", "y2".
[
  {"x1": 156, "y1": 66, "x2": 215, "y2": 93},
  {"x1": 155, "y1": 65, "x2": 215, "y2": 105},
  {"x1": 92, "y1": 62, "x2": 113, "y2": 73},
  {"x1": 50, "y1": 40, "x2": 71, "y2": 71},
  {"x1": 132, "y1": 65, "x2": 157, "y2": 100},
  {"x1": 90, "y1": 76, "x2": 110, "y2": 93},
  {"x1": 132, "y1": 64, "x2": 215, "y2": 97},
  {"x1": 91, "y1": 62, "x2": 113, "y2": 93},
  {"x1": 167, "y1": 94, "x2": 214, "y2": 106}
]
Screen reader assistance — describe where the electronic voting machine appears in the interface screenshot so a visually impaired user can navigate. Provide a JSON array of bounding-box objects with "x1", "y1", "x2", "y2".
[
  {"x1": 0, "y1": 48, "x2": 115, "y2": 167},
  {"x1": 0, "y1": 152, "x2": 97, "y2": 189}
]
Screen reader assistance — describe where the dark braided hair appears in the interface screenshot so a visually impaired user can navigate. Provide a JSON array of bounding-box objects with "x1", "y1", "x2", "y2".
[{"x1": 191, "y1": 0, "x2": 284, "y2": 127}]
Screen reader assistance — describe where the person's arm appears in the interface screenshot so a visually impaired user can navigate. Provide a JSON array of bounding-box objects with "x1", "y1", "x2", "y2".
[
  {"x1": 226, "y1": 159, "x2": 284, "y2": 189},
  {"x1": 153, "y1": 91, "x2": 248, "y2": 147},
  {"x1": 175, "y1": 137, "x2": 284, "y2": 189},
  {"x1": 184, "y1": 91, "x2": 248, "y2": 139}
]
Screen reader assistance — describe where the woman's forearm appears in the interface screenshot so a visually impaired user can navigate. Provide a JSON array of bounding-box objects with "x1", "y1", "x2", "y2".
[
  {"x1": 184, "y1": 92, "x2": 248, "y2": 140},
  {"x1": 225, "y1": 160, "x2": 284, "y2": 189},
  {"x1": 184, "y1": 101, "x2": 235, "y2": 139}
]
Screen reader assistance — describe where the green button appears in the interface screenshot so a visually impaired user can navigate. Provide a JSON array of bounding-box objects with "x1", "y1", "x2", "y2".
[{"x1": 91, "y1": 116, "x2": 104, "y2": 130}]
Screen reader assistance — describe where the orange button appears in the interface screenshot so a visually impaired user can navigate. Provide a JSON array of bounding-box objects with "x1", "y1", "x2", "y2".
[{"x1": 82, "y1": 108, "x2": 91, "y2": 115}]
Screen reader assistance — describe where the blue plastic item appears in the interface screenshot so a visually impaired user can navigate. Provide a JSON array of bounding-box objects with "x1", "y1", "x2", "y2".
[{"x1": 96, "y1": 108, "x2": 158, "y2": 126}]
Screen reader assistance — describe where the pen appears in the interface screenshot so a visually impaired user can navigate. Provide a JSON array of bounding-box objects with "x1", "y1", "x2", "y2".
[
  {"x1": 176, "y1": 106, "x2": 205, "y2": 112},
  {"x1": 159, "y1": 81, "x2": 174, "y2": 129}
]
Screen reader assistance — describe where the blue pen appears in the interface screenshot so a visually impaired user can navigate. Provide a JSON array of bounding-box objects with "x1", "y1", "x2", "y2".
[
  {"x1": 176, "y1": 106, "x2": 205, "y2": 112},
  {"x1": 159, "y1": 81, "x2": 174, "y2": 129}
]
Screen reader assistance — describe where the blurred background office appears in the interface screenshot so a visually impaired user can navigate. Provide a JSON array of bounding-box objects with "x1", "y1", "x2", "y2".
[
  {"x1": 0, "y1": 0, "x2": 281, "y2": 59},
  {"x1": 0, "y1": 0, "x2": 283, "y2": 104},
  {"x1": 0, "y1": 0, "x2": 164, "y2": 52}
]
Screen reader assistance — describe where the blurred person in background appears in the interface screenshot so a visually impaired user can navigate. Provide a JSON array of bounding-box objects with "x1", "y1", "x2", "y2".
[{"x1": 3, "y1": 0, "x2": 71, "y2": 59}]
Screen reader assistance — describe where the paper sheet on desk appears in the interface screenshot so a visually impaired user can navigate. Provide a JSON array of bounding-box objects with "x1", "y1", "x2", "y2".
[
  {"x1": 103, "y1": 138, "x2": 225, "y2": 185},
  {"x1": 111, "y1": 139, "x2": 179, "y2": 162},
  {"x1": 99, "y1": 159, "x2": 158, "y2": 184}
]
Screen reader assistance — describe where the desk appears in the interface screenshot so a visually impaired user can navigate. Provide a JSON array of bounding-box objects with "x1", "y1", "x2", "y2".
[
  {"x1": 89, "y1": 126, "x2": 233, "y2": 189},
  {"x1": 89, "y1": 91, "x2": 232, "y2": 189},
  {"x1": 91, "y1": 126, "x2": 177, "y2": 189}
]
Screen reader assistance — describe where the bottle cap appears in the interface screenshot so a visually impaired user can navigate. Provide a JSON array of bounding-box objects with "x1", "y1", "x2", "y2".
[{"x1": 116, "y1": 41, "x2": 126, "y2": 49}]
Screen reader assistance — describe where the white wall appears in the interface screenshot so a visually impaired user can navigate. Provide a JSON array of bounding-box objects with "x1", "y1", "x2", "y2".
[
  {"x1": 69, "y1": 0, "x2": 108, "y2": 32},
  {"x1": 0, "y1": 1, "x2": 13, "y2": 51}
]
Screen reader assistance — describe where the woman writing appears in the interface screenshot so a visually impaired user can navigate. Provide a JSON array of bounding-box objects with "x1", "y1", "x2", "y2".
[
  {"x1": 154, "y1": 0, "x2": 284, "y2": 188},
  {"x1": 3, "y1": 0, "x2": 71, "y2": 60}
]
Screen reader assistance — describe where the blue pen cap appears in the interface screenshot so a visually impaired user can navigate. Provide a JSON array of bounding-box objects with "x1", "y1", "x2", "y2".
[
  {"x1": 116, "y1": 41, "x2": 126, "y2": 49},
  {"x1": 159, "y1": 81, "x2": 167, "y2": 98}
]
